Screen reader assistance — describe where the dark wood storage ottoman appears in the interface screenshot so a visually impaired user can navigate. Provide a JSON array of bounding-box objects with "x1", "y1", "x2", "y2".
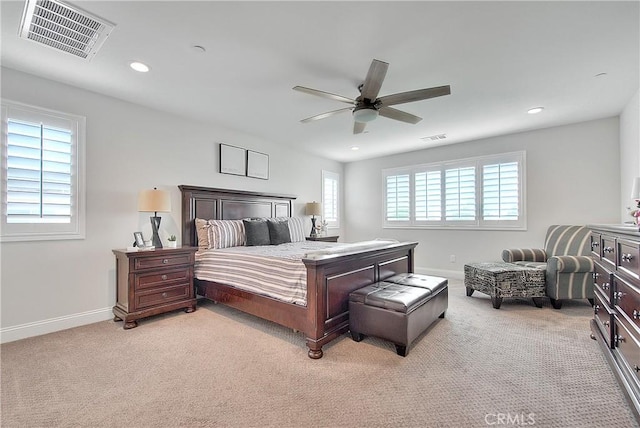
[
  {"x1": 464, "y1": 262, "x2": 546, "y2": 309},
  {"x1": 348, "y1": 274, "x2": 448, "y2": 356}
]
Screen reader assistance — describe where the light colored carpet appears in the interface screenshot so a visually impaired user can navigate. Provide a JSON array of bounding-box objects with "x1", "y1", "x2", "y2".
[{"x1": 1, "y1": 280, "x2": 638, "y2": 428}]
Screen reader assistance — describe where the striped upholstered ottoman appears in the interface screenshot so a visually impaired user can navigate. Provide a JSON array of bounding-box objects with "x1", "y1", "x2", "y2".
[{"x1": 464, "y1": 262, "x2": 546, "y2": 309}]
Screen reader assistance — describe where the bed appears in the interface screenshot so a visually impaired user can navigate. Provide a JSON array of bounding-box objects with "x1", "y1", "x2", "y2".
[{"x1": 180, "y1": 185, "x2": 418, "y2": 358}]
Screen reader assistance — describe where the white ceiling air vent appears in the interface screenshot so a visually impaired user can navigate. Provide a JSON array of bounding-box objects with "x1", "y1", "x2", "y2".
[
  {"x1": 19, "y1": 0, "x2": 115, "y2": 60},
  {"x1": 421, "y1": 134, "x2": 447, "y2": 142}
]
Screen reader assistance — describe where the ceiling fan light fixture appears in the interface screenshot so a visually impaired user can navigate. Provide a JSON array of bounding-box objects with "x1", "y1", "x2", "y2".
[{"x1": 353, "y1": 107, "x2": 379, "y2": 123}]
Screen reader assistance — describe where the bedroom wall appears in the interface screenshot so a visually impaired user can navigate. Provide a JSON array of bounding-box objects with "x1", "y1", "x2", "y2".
[
  {"x1": 620, "y1": 89, "x2": 640, "y2": 221},
  {"x1": 0, "y1": 67, "x2": 344, "y2": 342},
  {"x1": 343, "y1": 117, "x2": 621, "y2": 278}
]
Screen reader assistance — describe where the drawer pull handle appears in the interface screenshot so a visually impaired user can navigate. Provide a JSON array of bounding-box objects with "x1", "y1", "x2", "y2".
[
  {"x1": 635, "y1": 365, "x2": 640, "y2": 373},
  {"x1": 595, "y1": 304, "x2": 600, "y2": 314},
  {"x1": 593, "y1": 272, "x2": 600, "y2": 279},
  {"x1": 162, "y1": 259, "x2": 169, "y2": 264},
  {"x1": 616, "y1": 334, "x2": 626, "y2": 344},
  {"x1": 161, "y1": 275, "x2": 167, "y2": 280},
  {"x1": 622, "y1": 253, "x2": 634, "y2": 262},
  {"x1": 602, "y1": 282, "x2": 610, "y2": 290},
  {"x1": 604, "y1": 246, "x2": 614, "y2": 254},
  {"x1": 634, "y1": 309, "x2": 640, "y2": 320},
  {"x1": 162, "y1": 292, "x2": 168, "y2": 298},
  {"x1": 592, "y1": 241, "x2": 600, "y2": 248},
  {"x1": 603, "y1": 321, "x2": 610, "y2": 327},
  {"x1": 614, "y1": 291, "x2": 624, "y2": 301}
]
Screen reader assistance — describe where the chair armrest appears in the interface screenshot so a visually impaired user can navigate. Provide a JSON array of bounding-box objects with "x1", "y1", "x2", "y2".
[
  {"x1": 502, "y1": 249, "x2": 547, "y2": 263},
  {"x1": 547, "y1": 255, "x2": 594, "y2": 273}
]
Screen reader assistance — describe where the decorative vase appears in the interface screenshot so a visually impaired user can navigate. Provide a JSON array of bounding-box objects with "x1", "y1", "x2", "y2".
[{"x1": 167, "y1": 240, "x2": 177, "y2": 248}]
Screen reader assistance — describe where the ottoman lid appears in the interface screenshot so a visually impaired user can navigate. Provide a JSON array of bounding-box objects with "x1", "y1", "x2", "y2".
[
  {"x1": 350, "y1": 281, "x2": 433, "y2": 314},
  {"x1": 385, "y1": 273, "x2": 448, "y2": 294}
]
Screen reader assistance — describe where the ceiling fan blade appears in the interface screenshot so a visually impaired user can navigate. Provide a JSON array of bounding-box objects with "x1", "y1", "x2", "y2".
[
  {"x1": 377, "y1": 85, "x2": 451, "y2": 107},
  {"x1": 353, "y1": 121, "x2": 366, "y2": 134},
  {"x1": 378, "y1": 106, "x2": 423, "y2": 124},
  {"x1": 300, "y1": 107, "x2": 353, "y2": 123},
  {"x1": 359, "y1": 59, "x2": 389, "y2": 101},
  {"x1": 293, "y1": 86, "x2": 355, "y2": 104}
]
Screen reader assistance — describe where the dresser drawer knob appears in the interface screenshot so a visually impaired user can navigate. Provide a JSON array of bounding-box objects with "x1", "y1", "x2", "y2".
[
  {"x1": 604, "y1": 246, "x2": 614, "y2": 254},
  {"x1": 602, "y1": 282, "x2": 610, "y2": 290},
  {"x1": 594, "y1": 304, "x2": 600, "y2": 314},
  {"x1": 635, "y1": 365, "x2": 640, "y2": 373},
  {"x1": 622, "y1": 253, "x2": 634, "y2": 262},
  {"x1": 614, "y1": 291, "x2": 624, "y2": 301},
  {"x1": 634, "y1": 310, "x2": 640, "y2": 320},
  {"x1": 592, "y1": 241, "x2": 600, "y2": 249},
  {"x1": 162, "y1": 292, "x2": 168, "y2": 298},
  {"x1": 616, "y1": 334, "x2": 626, "y2": 344},
  {"x1": 162, "y1": 259, "x2": 169, "y2": 264},
  {"x1": 594, "y1": 272, "x2": 600, "y2": 279},
  {"x1": 161, "y1": 274, "x2": 167, "y2": 280},
  {"x1": 603, "y1": 320, "x2": 610, "y2": 327}
]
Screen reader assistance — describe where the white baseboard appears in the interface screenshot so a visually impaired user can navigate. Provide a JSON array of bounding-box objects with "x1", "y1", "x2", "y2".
[
  {"x1": 415, "y1": 266, "x2": 464, "y2": 281},
  {"x1": 0, "y1": 307, "x2": 113, "y2": 344}
]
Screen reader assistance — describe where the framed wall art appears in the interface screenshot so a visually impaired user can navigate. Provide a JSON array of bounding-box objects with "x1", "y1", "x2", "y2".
[
  {"x1": 247, "y1": 150, "x2": 269, "y2": 180},
  {"x1": 219, "y1": 143, "x2": 247, "y2": 176}
]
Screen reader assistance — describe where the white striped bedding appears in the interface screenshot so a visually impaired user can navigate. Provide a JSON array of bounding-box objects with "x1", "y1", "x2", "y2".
[
  {"x1": 195, "y1": 241, "x2": 338, "y2": 305},
  {"x1": 195, "y1": 239, "x2": 400, "y2": 305}
]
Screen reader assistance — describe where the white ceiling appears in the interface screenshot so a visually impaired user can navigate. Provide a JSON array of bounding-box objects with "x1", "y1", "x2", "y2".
[{"x1": 1, "y1": 1, "x2": 638, "y2": 162}]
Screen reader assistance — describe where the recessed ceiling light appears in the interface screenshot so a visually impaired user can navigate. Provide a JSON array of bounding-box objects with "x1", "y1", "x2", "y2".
[
  {"x1": 527, "y1": 107, "x2": 544, "y2": 114},
  {"x1": 130, "y1": 61, "x2": 150, "y2": 72},
  {"x1": 351, "y1": 146, "x2": 360, "y2": 151}
]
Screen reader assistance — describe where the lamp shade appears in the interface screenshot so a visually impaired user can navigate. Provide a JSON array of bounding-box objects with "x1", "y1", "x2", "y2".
[
  {"x1": 305, "y1": 202, "x2": 322, "y2": 216},
  {"x1": 138, "y1": 188, "x2": 171, "y2": 213},
  {"x1": 631, "y1": 177, "x2": 640, "y2": 200}
]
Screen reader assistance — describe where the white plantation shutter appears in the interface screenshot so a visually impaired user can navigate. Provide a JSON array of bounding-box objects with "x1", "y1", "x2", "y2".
[
  {"x1": 383, "y1": 152, "x2": 525, "y2": 229},
  {"x1": 1, "y1": 101, "x2": 86, "y2": 241},
  {"x1": 483, "y1": 162, "x2": 519, "y2": 220},
  {"x1": 415, "y1": 171, "x2": 441, "y2": 221},
  {"x1": 322, "y1": 170, "x2": 339, "y2": 228},
  {"x1": 386, "y1": 173, "x2": 410, "y2": 222},
  {"x1": 445, "y1": 166, "x2": 475, "y2": 221}
]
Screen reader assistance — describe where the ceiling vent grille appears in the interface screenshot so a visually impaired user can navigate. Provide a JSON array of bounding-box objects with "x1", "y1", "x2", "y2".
[
  {"x1": 421, "y1": 134, "x2": 447, "y2": 142},
  {"x1": 19, "y1": 0, "x2": 115, "y2": 60}
]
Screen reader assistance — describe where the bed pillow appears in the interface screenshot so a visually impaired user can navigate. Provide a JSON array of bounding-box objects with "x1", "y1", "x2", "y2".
[
  {"x1": 267, "y1": 218, "x2": 292, "y2": 245},
  {"x1": 195, "y1": 218, "x2": 245, "y2": 250},
  {"x1": 243, "y1": 218, "x2": 271, "y2": 246},
  {"x1": 284, "y1": 216, "x2": 306, "y2": 242}
]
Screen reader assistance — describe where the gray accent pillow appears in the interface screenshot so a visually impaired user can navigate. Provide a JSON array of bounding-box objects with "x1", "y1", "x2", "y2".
[
  {"x1": 243, "y1": 219, "x2": 270, "y2": 246},
  {"x1": 267, "y1": 218, "x2": 291, "y2": 245}
]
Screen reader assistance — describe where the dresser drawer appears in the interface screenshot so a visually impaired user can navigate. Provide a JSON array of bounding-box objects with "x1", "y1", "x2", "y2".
[
  {"x1": 134, "y1": 267, "x2": 191, "y2": 291},
  {"x1": 594, "y1": 262, "x2": 614, "y2": 304},
  {"x1": 614, "y1": 317, "x2": 640, "y2": 381},
  {"x1": 615, "y1": 275, "x2": 640, "y2": 329},
  {"x1": 618, "y1": 239, "x2": 640, "y2": 281},
  {"x1": 601, "y1": 235, "x2": 617, "y2": 268},
  {"x1": 134, "y1": 253, "x2": 193, "y2": 270},
  {"x1": 594, "y1": 289, "x2": 614, "y2": 348},
  {"x1": 590, "y1": 232, "x2": 601, "y2": 258},
  {"x1": 136, "y1": 284, "x2": 191, "y2": 309}
]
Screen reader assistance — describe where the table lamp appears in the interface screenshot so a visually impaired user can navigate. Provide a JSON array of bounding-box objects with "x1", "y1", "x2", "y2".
[
  {"x1": 306, "y1": 201, "x2": 322, "y2": 237},
  {"x1": 138, "y1": 187, "x2": 171, "y2": 248}
]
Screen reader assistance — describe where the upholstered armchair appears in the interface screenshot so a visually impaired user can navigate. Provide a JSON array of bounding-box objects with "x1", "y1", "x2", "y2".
[{"x1": 501, "y1": 225, "x2": 594, "y2": 309}]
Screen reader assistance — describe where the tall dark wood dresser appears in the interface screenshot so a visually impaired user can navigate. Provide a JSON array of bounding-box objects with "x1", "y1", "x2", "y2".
[{"x1": 589, "y1": 224, "x2": 640, "y2": 421}]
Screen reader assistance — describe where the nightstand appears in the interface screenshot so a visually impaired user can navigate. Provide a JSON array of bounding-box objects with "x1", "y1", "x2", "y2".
[
  {"x1": 112, "y1": 246, "x2": 198, "y2": 329},
  {"x1": 306, "y1": 235, "x2": 339, "y2": 242}
]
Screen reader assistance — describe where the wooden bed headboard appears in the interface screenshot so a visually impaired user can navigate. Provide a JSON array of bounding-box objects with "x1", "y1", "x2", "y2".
[{"x1": 179, "y1": 185, "x2": 296, "y2": 246}]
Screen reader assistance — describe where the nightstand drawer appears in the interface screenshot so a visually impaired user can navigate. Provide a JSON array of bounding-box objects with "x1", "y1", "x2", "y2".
[
  {"x1": 134, "y1": 253, "x2": 192, "y2": 270},
  {"x1": 134, "y1": 267, "x2": 190, "y2": 290},
  {"x1": 136, "y1": 284, "x2": 191, "y2": 309}
]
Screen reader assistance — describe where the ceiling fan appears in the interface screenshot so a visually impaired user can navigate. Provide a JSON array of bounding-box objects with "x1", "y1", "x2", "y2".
[{"x1": 293, "y1": 59, "x2": 451, "y2": 134}]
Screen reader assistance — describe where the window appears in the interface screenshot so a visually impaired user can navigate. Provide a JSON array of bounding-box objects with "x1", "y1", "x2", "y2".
[
  {"x1": 383, "y1": 152, "x2": 525, "y2": 230},
  {"x1": 322, "y1": 170, "x2": 340, "y2": 228},
  {"x1": 1, "y1": 100, "x2": 86, "y2": 241}
]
